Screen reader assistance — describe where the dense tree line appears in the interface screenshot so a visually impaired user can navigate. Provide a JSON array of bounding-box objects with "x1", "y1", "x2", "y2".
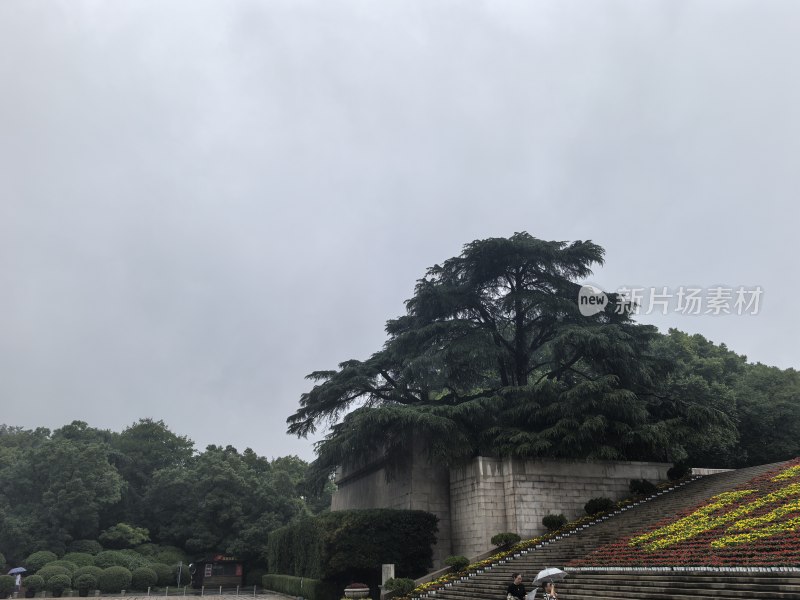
[
  {"x1": 288, "y1": 233, "x2": 800, "y2": 481},
  {"x1": 0, "y1": 419, "x2": 332, "y2": 566}
]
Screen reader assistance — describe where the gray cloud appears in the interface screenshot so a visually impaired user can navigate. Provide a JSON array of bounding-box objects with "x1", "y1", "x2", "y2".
[{"x1": 1, "y1": 0, "x2": 798, "y2": 459}]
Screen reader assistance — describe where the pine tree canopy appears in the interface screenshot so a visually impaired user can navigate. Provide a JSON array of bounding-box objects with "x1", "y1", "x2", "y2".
[{"x1": 286, "y1": 233, "x2": 738, "y2": 477}]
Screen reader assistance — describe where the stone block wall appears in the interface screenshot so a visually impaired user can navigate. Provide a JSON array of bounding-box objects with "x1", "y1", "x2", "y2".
[{"x1": 332, "y1": 452, "x2": 669, "y2": 567}]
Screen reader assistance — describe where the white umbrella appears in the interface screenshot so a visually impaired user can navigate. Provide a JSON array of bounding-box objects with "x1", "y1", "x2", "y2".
[{"x1": 533, "y1": 567, "x2": 566, "y2": 586}]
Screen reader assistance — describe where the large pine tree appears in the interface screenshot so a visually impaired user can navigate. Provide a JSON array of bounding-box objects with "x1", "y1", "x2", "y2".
[{"x1": 287, "y1": 233, "x2": 735, "y2": 476}]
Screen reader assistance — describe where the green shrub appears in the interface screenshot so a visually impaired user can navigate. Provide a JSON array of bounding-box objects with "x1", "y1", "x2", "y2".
[
  {"x1": 262, "y1": 574, "x2": 337, "y2": 600},
  {"x1": 118, "y1": 550, "x2": 151, "y2": 570},
  {"x1": 0, "y1": 575, "x2": 15, "y2": 598},
  {"x1": 444, "y1": 555, "x2": 469, "y2": 572},
  {"x1": 22, "y1": 575, "x2": 44, "y2": 592},
  {"x1": 384, "y1": 578, "x2": 415, "y2": 596},
  {"x1": 0, "y1": 553, "x2": 5, "y2": 569},
  {"x1": 36, "y1": 565, "x2": 71, "y2": 583},
  {"x1": 134, "y1": 543, "x2": 159, "y2": 557},
  {"x1": 63, "y1": 553, "x2": 95, "y2": 568},
  {"x1": 74, "y1": 574, "x2": 98, "y2": 593},
  {"x1": 542, "y1": 514, "x2": 567, "y2": 531},
  {"x1": 99, "y1": 523, "x2": 150, "y2": 550},
  {"x1": 154, "y1": 549, "x2": 186, "y2": 566},
  {"x1": 245, "y1": 568, "x2": 266, "y2": 586},
  {"x1": 98, "y1": 567, "x2": 132, "y2": 594},
  {"x1": 668, "y1": 464, "x2": 691, "y2": 481},
  {"x1": 67, "y1": 541, "x2": 103, "y2": 556},
  {"x1": 149, "y1": 563, "x2": 173, "y2": 587},
  {"x1": 130, "y1": 567, "x2": 158, "y2": 591},
  {"x1": 94, "y1": 551, "x2": 132, "y2": 569},
  {"x1": 24, "y1": 551, "x2": 58, "y2": 572},
  {"x1": 48, "y1": 560, "x2": 78, "y2": 574},
  {"x1": 490, "y1": 532, "x2": 521, "y2": 548},
  {"x1": 584, "y1": 497, "x2": 615, "y2": 515},
  {"x1": 629, "y1": 479, "x2": 657, "y2": 497},
  {"x1": 266, "y1": 510, "x2": 438, "y2": 580},
  {"x1": 72, "y1": 566, "x2": 104, "y2": 587},
  {"x1": 46, "y1": 574, "x2": 72, "y2": 593}
]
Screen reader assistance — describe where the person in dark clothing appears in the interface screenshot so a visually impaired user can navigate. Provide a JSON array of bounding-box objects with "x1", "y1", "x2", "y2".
[{"x1": 506, "y1": 573, "x2": 526, "y2": 600}]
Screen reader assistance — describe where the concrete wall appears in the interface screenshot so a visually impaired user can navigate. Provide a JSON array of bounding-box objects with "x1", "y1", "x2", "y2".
[
  {"x1": 332, "y1": 452, "x2": 669, "y2": 566},
  {"x1": 450, "y1": 457, "x2": 670, "y2": 558}
]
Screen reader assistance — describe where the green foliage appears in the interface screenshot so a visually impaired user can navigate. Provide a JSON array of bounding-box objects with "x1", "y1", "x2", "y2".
[
  {"x1": 266, "y1": 509, "x2": 438, "y2": 580},
  {"x1": 36, "y1": 565, "x2": 71, "y2": 583},
  {"x1": 98, "y1": 567, "x2": 132, "y2": 593},
  {"x1": 444, "y1": 556, "x2": 469, "y2": 572},
  {"x1": 62, "y1": 553, "x2": 95, "y2": 567},
  {"x1": 24, "y1": 551, "x2": 57, "y2": 572},
  {"x1": 46, "y1": 574, "x2": 72, "y2": 593},
  {"x1": 94, "y1": 551, "x2": 130, "y2": 569},
  {"x1": 0, "y1": 553, "x2": 5, "y2": 569},
  {"x1": 261, "y1": 574, "x2": 337, "y2": 600},
  {"x1": 667, "y1": 464, "x2": 691, "y2": 481},
  {"x1": 130, "y1": 567, "x2": 158, "y2": 591},
  {"x1": 99, "y1": 523, "x2": 150, "y2": 549},
  {"x1": 73, "y1": 574, "x2": 98, "y2": 592},
  {"x1": 22, "y1": 575, "x2": 44, "y2": 592},
  {"x1": 48, "y1": 560, "x2": 78, "y2": 574},
  {"x1": 0, "y1": 576, "x2": 15, "y2": 598},
  {"x1": 149, "y1": 563, "x2": 174, "y2": 587},
  {"x1": 542, "y1": 514, "x2": 567, "y2": 531},
  {"x1": 490, "y1": 532, "x2": 521, "y2": 548},
  {"x1": 629, "y1": 479, "x2": 657, "y2": 497},
  {"x1": 384, "y1": 578, "x2": 416, "y2": 595},
  {"x1": 584, "y1": 497, "x2": 615, "y2": 515},
  {"x1": 245, "y1": 568, "x2": 266, "y2": 586},
  {"x1": 67, "y1": 540, "x2": 103, "y2": 555},
  {"x1": 72, "y1": 567, "x2": 104, "y2": 587},
  {"x1": 288, "y1": 234, "x2": 736, "y2": 478}
]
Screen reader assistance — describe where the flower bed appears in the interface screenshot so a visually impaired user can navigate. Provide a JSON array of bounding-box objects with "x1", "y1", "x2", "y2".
[{"x1": 570, "y1": 458, "x2": 800, "y2": 568}]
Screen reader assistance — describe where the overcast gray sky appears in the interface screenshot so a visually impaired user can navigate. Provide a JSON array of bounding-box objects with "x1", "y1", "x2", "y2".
[{"x1": 1, "y1": 0, "x2": 798, "y2": 461}]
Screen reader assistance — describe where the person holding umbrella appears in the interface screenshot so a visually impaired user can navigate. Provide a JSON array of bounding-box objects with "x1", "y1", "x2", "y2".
[
  {"x1": 532, "y1": 568, "x2": 564, "y2": 600},
  {"x1": 543, "y1": 581, "x2": 558, "y2": 599}
]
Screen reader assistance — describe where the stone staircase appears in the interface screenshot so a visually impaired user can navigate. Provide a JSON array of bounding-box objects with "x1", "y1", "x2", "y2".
[{"x1": 420, "y1": 461, "x2": 800, "y2": 600}]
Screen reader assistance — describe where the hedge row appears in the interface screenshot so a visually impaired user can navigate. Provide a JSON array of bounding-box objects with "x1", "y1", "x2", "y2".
[
  {"x1": 266, "y1": 509, "x2": 438, "y2": 580},
  {"x1": 262, "y1": 574, "x2": 337, "y2": 600}
]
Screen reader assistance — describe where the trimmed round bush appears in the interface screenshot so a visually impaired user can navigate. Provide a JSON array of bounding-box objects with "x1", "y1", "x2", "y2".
[
  {"x1": 130, "y1": 567, "x2": 158, "y2": 591},
  {"x1": 24, "y1": 551, "x2": 58, "y2": 572},
  {"x1": 584, "y1": 497, "x2": 615, "y2": 515},
  {"x1": 98, "y1": 567, "x2": 132, "y2": 594},
  {"x1": 444, "y1": 555, "x2": 470, "y2": 572},
  {"x1": 0, "y1": 575, "x2": 15, "y2": 598},
  {"x1": 118, "y1": 550, "x2": 151, "y2": 570},
  {"x1": 384, "y1": 578, "x2": 415, "y2": 596},
  {"x1": 134, "y1": 544, "x2": 159, "y2": 557},
  {"x1": 22, "y1": 575, "x2": 44, "y2": 592},
  {"x1": 73, "y1": 566, "x2": 104, "y2": 587},
  {"x1": 74, "y1": 574, "x2": 98, "y2": 593},
  {"x1": 63, "y1": 553, "x2": 95, "y2": 568},
  {"x1": 48, "y1": 560, "x2": 78, "y2": 574},
  {"x1": 94, "y1": 550, "x2": 130, "y2": 569},
  {"x1": 668, "y1": 464, "x2": 691, "y2": 481},
  {"x1": 149, "y1": 563, "x2": 173, "y2": 587},
  {"x1": 36, "y1": 565, "x2": 71, "y2": 583},
  {"x1": 490, "y1": 532, "x2": 521, "y2": 548},
  {"x1": 67, "y1": 541, "x2": 102, "y2": 556},
  {"x1": 47, "y1": 574, "x2": 72, "y2": 593},
  {"x1": 542, "y1": 513, "x2": 567, "y2": 532},
  {"x1": 629, "y1": 478, "x2": 657, "y2": 497},
  {"x1": 154, "y1": 550, "x2": 185, "y2": 566}
]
